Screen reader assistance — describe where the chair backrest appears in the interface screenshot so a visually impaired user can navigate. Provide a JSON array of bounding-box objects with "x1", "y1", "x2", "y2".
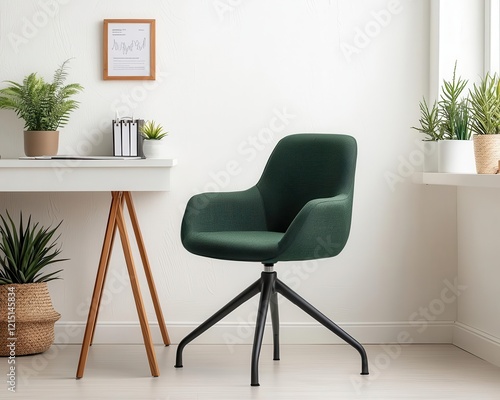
[{"x1": 256, "y1": 134, "x2": 357, "y2": 233}]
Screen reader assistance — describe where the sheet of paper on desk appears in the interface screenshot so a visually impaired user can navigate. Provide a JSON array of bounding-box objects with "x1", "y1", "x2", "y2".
[{"x1": 19, "y1": 156, "x2": 142, "y2": 160}]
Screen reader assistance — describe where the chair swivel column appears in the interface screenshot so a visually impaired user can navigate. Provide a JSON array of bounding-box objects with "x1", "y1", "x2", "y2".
[{"x1": 250, "y1": 267, "x2": 277, "y2": 386}]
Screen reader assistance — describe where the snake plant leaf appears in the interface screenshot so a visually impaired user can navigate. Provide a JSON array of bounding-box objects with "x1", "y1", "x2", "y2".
[{"x1": 0, "y1": 211, "x2": 67, "y2": 284}]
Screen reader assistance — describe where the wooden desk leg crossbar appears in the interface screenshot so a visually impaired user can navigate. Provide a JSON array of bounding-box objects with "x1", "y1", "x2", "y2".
[{"x1": 76, "y1": 191, "x2": 170, "y2": 379}]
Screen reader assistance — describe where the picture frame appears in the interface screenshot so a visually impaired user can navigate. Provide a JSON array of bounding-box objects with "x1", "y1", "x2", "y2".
[{"x1": 103, "y1": 19, "x2": 156, "y2": 80}]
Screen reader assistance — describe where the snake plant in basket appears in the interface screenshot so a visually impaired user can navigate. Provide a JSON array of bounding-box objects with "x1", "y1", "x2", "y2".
[{"x1": 0, "y1": 212, "x2": 68, "y2": 356}]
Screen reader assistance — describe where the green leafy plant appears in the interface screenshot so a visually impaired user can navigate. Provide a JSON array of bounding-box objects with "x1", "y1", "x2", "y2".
[
  {"x1": 0, "y1": 59, "x2": 83, "y2": 131},
  {"x1": 468, "y1": 72, "x2": 500, "y2": 135},
  {"x1": 0, "y1": 212, "x2": 67, "y2": 284},
  {"x1": 453, "y1": 99, "x2": 470, "y2": 140},
  {"x1": 439, "y1": 62, "x2": 471, "y2": 140},
  {"x1": 412, "y1": 97, "x2": 443, "y2": 141},
  {"x1": 140, "y1": 120, "x2": 168, "y2": 140}
]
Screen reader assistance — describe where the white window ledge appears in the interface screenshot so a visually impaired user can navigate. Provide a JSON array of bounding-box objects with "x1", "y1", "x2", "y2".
[{"x1": 414, "y1": 172, "x2": 500, "y2": 188}]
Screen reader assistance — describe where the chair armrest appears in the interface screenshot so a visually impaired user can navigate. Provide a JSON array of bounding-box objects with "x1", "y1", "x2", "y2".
[
  {"x1": 272, "y1": 194, "x2": 353, "y2": 262},
  {"x1": 181, "y1": 186, "x2": 267, "y2": 236}
]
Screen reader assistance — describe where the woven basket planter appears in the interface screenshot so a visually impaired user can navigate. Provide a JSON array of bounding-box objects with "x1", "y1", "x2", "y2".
[
  {"x1": 0, "y1": 283, "x2": 60, "y2": 356},
  {"x1": 473, "y1": 134, "x2": 500, "y2": 174}
]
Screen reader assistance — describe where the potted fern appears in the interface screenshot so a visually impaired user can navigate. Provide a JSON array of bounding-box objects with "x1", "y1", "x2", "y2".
[
  {"x1": 469, "y1": 72, "x2": 500, "y2": 174},
  {"x1": 0, "y1": 212, "x2": 67, "y2": 356},
  {"x1": 0, "y1": 59, "x2": 83, "y2": 157},
  {"x1": 140, "y1": 120, "x2": 169, "y2": 159}
]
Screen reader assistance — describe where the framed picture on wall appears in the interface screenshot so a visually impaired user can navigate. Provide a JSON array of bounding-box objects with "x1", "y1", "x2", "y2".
[{"x1": 103, "y1": 19, "x2": 156, "y2": 80}]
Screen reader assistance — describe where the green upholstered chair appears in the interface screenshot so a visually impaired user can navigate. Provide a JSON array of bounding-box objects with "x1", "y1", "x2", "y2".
[{"x1": 175, "y1": 133, "x2": 368, "y2": 386}]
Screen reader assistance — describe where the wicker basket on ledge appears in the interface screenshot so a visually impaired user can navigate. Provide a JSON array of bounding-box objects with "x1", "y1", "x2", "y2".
[{"x1": 473, "y1": 134, "x2": 500, "y2": 174}]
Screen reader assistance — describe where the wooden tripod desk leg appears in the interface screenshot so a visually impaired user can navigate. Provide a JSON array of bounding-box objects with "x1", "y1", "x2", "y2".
[
  {"x1": 115, "y1": 196, "x2": 159, "y2": 377},
  {"x1": 76, "y1": 191, "x2": 168, "y2": 378},
  {"x1": 123, "y1": 191, "x2": 171, "y2": 346},
  {"x1": 76, "y1": 192, "x2": 122, "y2": 379},
  {"x1": 89, "y1": 198, "x2": 120, "y2": 346}
]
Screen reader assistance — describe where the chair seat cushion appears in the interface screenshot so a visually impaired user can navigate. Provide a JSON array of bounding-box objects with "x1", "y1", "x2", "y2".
[{"x1": 182, "y1": 231, "x2": 285, "y2": 262}]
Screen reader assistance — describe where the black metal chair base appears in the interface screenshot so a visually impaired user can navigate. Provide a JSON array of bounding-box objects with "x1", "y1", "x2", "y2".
[{"x1": 174, "y1": 268, "x2": 369, "y2": 386}]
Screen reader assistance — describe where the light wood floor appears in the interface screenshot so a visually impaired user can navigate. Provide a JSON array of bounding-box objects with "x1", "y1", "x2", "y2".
[{"x1": 3, "y1": 344, "x2": 500, "y2": 399}]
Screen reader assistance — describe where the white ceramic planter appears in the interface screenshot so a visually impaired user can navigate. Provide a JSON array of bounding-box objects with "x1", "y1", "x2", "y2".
[
  {"x1": 142, "y1": 139, "x2": 167, "y2": 159},
  {"x1": 438, "y1": 140, "x2": 476, "y2": 173},
  {"x1": 422, "y1": 141, "x2": 439, "y2": 172}
]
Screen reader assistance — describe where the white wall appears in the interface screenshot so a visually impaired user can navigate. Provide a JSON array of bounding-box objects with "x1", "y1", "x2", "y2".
[
  {"x1": 430, "y1": 0, "x2": 500, "y2": 368},
  {"x1": 455, "y1": 187, "x2": 500, "y2": 366},
  {"x1": 0, "y1": 0, "x2": 458, "y2": 346}
]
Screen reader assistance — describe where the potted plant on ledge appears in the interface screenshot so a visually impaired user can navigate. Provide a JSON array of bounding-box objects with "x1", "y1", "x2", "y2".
[
  {"x1": 469, "y1": 72, "x2": 500, "y2": 174},
  {"x1": 437, "y1": 63, "x2": 475, "y2": 173},
  {"x1": 0, "y1": 212, "x2": 67, "y2": 356},
  {"x1": 140, "y1": 120, "x2": 169, "y2": 159},
  {"x1": 0, "y1": 59, "x2": 83, "y2": 157},
  {"x1": 412, "y1": 97, "x2": 443, "y2": 172}
]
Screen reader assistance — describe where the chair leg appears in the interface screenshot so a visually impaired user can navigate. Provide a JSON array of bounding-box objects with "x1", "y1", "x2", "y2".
[
  {"x1": 275, "y1": 279, "x2": 369, "y2": 375},
  {"x1": 175, "y1": 278, "x2": 261, "y2": 368},
  {"x1": 250, "y1": 271, "x2": 276, "y2": 386},
  {"x1": 270, "y1": 291, "x2": 280, "y2": 361}
]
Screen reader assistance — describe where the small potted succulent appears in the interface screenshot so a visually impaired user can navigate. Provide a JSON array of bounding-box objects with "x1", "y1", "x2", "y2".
[
  {"x1": 412, "y1": 97, "x2": 442, "y2": 172},
  {"x1": 437, "y1": 63, "x2": 475, "y2": 173},
  {"x1": 413, "y1": 62, "x2": 475, "y2": 173},
  {"x1": 0, "y1": 212, "x2": 67, "y2": 356},
  {"x1": 0, "y1": 59, "x2": 83, "y2": 157},
  {"x1": 140, "y1": 120, "x2": 169, "y2": 159}
]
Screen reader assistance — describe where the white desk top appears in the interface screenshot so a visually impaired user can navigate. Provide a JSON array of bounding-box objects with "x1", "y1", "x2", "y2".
[
  {"x1": 0, "y1": 158, "x2": 177, "y2": 192},
  {"x1": 414, "y1": 172, "x2": 500, "y2": 188}
]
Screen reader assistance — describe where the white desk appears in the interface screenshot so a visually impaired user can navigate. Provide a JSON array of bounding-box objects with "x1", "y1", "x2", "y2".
[
  {"x1": 0, "y1": 158, "x2": 176, "y2": 191},
  {"x1": 0, "y1": 159, "x2": 177, "y2": 378}
]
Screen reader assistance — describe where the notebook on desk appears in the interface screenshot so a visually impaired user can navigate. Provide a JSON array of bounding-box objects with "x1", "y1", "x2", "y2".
[{"x1": 19, "y1": 155, "x2": 142, "y2": 160}]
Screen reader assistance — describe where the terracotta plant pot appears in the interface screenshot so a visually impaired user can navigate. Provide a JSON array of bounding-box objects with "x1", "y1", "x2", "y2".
[
  {"x1": 24, "y1": 130, "x2": 59, "y2": 157},
  {"x1": 473, "y1": 134, "x2": 500, "y2": 174}
]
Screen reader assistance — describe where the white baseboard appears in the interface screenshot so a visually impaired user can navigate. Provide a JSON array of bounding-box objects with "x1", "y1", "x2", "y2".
[
  {"x1": 53, "y1": 320, "x2": 455, "y2": 346},
  {"x1": 453, "y1": 322, "x2": 500, "y2": 367},
  {"x1": 52, "y1": 321, "x2": 500, "y2": 368}
]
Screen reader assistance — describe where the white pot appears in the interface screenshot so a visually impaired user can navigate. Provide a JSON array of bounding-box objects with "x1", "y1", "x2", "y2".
[
  {"x1": 422, "y1": 141, "x2": 439, "y2": 172},
  {"x1": 438, "y1": 140, "x2": 475, "y2": 173},
  {"x1": 142, "y1": 139, "x2": 167, "y2": 159}
]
